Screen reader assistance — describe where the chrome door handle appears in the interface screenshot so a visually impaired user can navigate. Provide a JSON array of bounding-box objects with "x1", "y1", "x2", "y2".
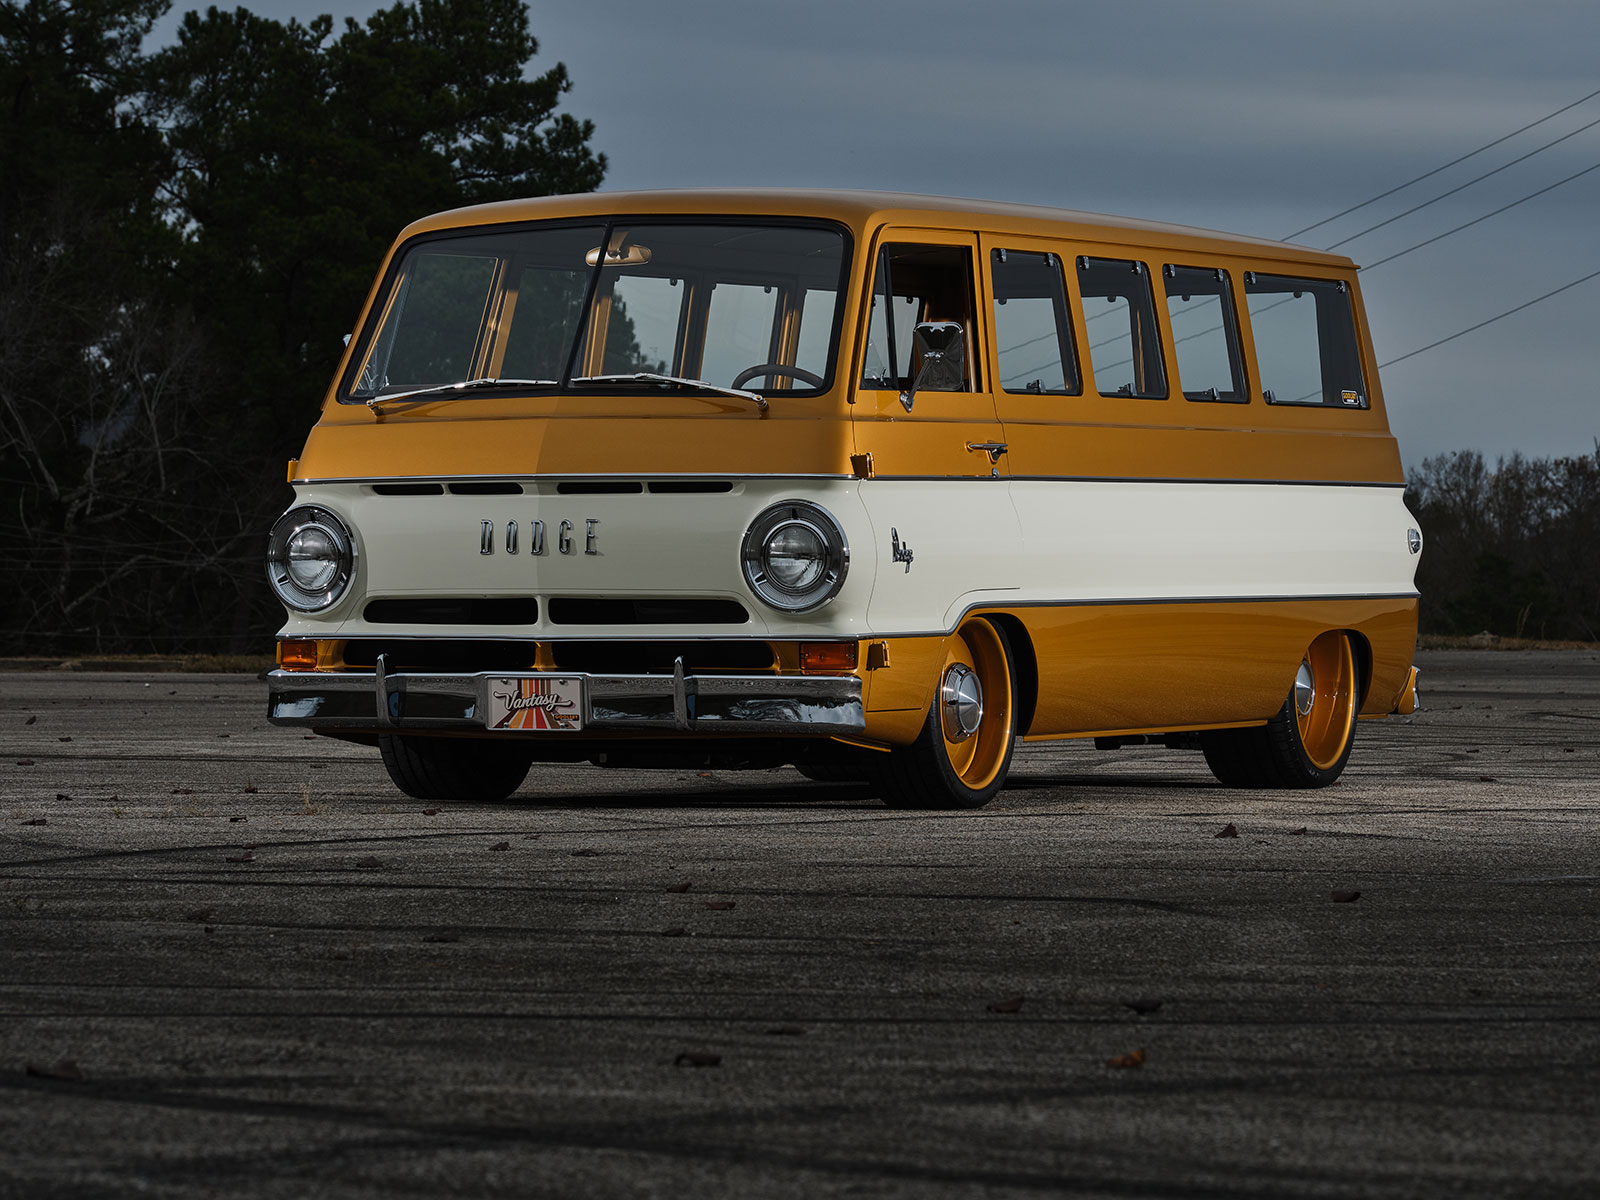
[{"x1": 966, "y1": 442, "x2": 1008, "y2": 464}]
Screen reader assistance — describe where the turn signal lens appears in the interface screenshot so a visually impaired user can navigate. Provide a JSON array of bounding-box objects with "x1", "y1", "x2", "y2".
[
  {"x1": 800, "y1": 642, "x2": 858, "y2": 673},
  {"x1": 278, "y1": 639, "x2": 318, "y2": 670}
]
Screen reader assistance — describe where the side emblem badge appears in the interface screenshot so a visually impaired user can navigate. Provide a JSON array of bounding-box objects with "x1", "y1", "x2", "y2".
[{"x1": 891, "y1": 527, "x2": 914, "y2": 573}]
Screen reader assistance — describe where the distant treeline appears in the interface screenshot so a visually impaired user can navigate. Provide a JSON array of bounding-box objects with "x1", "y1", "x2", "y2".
[
  {"x1": 1407, "y1": 447, "x2": 1600, "y2": 642},
  {"x1": 0, "y1": 0, "x2": 604, "y2": 654}
]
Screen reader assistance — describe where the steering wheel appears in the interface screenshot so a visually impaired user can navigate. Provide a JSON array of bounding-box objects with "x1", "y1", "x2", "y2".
[{"x1": 730, "y1": 363, "x2": 825, "y2": 390}]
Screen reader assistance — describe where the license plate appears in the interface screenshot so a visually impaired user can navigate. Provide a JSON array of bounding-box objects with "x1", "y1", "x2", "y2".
[{"x1": 484, "y1": 676, "x2": 584, "y2": 732}]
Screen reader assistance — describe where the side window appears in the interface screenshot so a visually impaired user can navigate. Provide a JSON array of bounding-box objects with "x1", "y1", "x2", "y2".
[
  {"x1": 861, "y1": 243, "x2": 976, "y2": 392},
  {"x1": 1076, "y1": 257, "x2": 1166, "y2": 399},
  {"x1": 991, "y1": 248, "x2": 1080, "y2": 395},
  {"x1": 1162, "y1": 264, "x2": 1246, "y2": 403},
  {"x1": 1244, "y1": 273, "x2": 1367, "y2": 407}
]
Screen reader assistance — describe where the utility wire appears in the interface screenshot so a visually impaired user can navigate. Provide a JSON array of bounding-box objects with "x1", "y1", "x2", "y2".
[
  {"x1": 1324, "y1": 110, "x2": 1600, "y2": 251},
  {"x1": 1361, "y1": 158, "x2": 1600, "y2": 270},
  {"x1": 1380, "y1": 267, "x2": 1600, "y2": 368},
  {"x1": 1284, "y1": 84, "x2": 1600, "y2": 241}
]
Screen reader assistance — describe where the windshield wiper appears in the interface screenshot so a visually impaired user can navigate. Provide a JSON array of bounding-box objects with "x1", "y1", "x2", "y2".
[
  {"x1": 570, "y1": 372, "x2": 768, "y2": 414},
  {"x1": 363, "y1": 377, "x2": 558, "y2": 411}
]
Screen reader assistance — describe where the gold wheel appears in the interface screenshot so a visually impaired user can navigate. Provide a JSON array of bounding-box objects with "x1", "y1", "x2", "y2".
[
  {"x1": 1294, "y1": 631, "x2": 1358, "y2": 771},
  {"x1": 937, "y1": 619, "x2": 1015, "y2": 793}
]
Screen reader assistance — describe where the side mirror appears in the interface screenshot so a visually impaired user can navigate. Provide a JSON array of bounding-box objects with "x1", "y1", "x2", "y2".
[{"x1": 900, "y1": 321, "x2": 965, "y2": 412}]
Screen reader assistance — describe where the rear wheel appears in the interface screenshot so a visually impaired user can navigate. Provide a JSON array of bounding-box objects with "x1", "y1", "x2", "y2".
[
  {"x1": 871, "y1": 618, "x2": 1017, "y2": 809},
  {"x1": 1202, "y1": 631, "x2": 1360, "y2": 788},
  {"x1": 378, "y1": 734, "x2": 535, "y2": 802}
]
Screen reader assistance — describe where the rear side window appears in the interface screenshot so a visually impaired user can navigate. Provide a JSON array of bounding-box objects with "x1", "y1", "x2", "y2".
[
  {"x1": 991, "y1": 249, "x2": 1080, "y2": 395},
  {"x1": 1076, "y1": 257, "x2": 1166, "y2": 399},
  {"x1": 1162, "y1": 264, "x2": 1246, "y2": 403},
  {"x1": 1244, "y1": 273, "x2": 1367, "y2": 408}
]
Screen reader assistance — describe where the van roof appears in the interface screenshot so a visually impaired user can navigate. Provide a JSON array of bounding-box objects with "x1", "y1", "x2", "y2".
[{"x1": 402, "y1": 188, "x2": 1356, "y2": 270}]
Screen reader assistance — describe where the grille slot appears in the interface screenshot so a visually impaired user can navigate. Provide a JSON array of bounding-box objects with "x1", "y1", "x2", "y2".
[
  {"x1": 371, "y1": 483, "x2": 444, "y2": 496},
  {"x1": 342, "y1": 640, "x2": 539, "y2": 672},
  {"x1": 557, "y1": 480, "x2": 644, "y2": 495},
  {"x1": 546, "y1": 597, "x2": 748, "y2": 626},
  {"x1": 363, "y1": 598, "x2": 537, "y2": 625},
  {"x1": 448, "y1": 482, "x2": 523, "y2": 495},
  {"x1": 552, "y1": 640, "x2": 774, "y2": 673},
  {"x1": 647, "y1": 480, "x2": 733, "y2": 494}
]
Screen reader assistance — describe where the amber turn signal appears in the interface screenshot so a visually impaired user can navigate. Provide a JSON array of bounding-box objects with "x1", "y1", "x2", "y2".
[
  {"x1": 277, "y1": 639, "x2": 318, "y2": 671},
  {"x1": 799, "y1": 641, "x2": 858, "y2": 673}
]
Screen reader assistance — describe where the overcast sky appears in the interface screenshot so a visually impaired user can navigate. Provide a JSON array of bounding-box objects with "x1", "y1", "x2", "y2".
[{"x1": 151, "y1": 1, "x2": 1600, "y2": 468}]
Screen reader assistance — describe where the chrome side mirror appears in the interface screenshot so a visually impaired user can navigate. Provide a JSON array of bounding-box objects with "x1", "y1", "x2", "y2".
[{"x1": 900, "y1": 321, "x2": 965, "y2": 412}]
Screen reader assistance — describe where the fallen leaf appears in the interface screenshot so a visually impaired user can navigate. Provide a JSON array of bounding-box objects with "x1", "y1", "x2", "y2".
[
  {"x1": 55, "y1": 792, "x2": 70, "y2": 801},
  {"x1": 987, "y1": 996, "x2": 1025, "y2": 1014},
  {"x1": 423, "y1": 933, "x2": 460, "y2": 944},
  {"x1": 15, "y1": 760, "x2": 33, "y2": 766},
  {"x1": 1106, "y1": 1048, "x2": 1146, "y2": 1069},
  {"x1": 1330, "y1": 890, "x2": 1361, "y2": 903},
  {"x1": 184, "y1": 908, "x2": 213, "y2": 922},
  {"x1": 353, "y1": 855, "x2": 383, "y2": 869},
  {"x1": 1290, "y1": 827, "x2": 1308, "y2": 836},
  {"x1": 1215, "y1": 823, "x2": 1238, "y2": 838},
  {"x1": 225, "y1": 852, "x2": 254, "y2": 864},
  {"x1": 1477, "y1": 775, "x2": 1497, "y2": 783},
  {"x1": 23, "y1": 817, "x2": 47, "y2": 826},
  {"x1": 765, "y1": 1025, "x2": 805, "y2": 1036},
  {"x1": 25, "y1": 1060, "x2": 83, "y2": 1081},
  {"x1": 660, "y1": 927, "x2": 691, "y2": 938},
  {"x1": 1564, "y1": 748, "x2": 1575, "y2": 753},
  {"x1": 242, "y1": 785, "x2": 257, "y2": 795},
  {"x1": 23, "y1": 716, "x2": 36, "y2": 725},
  {"x1": 673, "y1": 1051, "x2": 721, "y2": 1068},
  {"x1": 57, "y1": 737, "x2": 72, "y2": 743},
  {"x1": 489, "y1": 841, "x2": 510, "y2": 852},
  {"x1": 1123, "y1": 998, "x2": 1163, "y2": 1015},
  {"x1": 170, "y1": 788, "x2": 193, "y2": 795},
  {"x1": 422, "y1": 808, "x2": 439, "y2": 816},
  {"x1": 665, "y1": 881, "x2": 692, "y2": 893},
  {"x1": 696, "y1": 772, "x2": 713, "y2": 778},
  {"x1": 216, "y1": 733, "x2": 230, "y2": 739},
  {"x1": 229, "y1": 815, "x2": 248, "y2": 823},
  {"x1": 704, "y1": 901, "x2": 736, "y2": 911},
  {"x1": 570, "y1": 848, "x2": 600, "y2": 857}
]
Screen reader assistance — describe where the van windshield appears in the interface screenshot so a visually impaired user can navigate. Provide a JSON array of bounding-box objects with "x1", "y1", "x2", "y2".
[{"x1": 349, "y1": 220, "x2": 848, "y2": 402}]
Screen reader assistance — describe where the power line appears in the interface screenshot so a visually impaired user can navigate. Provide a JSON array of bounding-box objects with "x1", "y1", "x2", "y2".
[
  {"x1": 1380, "y1": 267, "x2": 1600, "y2": 369},
  {"x1": 1323, "y1": 110, "x2": 1600, "y2": 251},
  {"x1": 1361, "y1": 158, "x2": 1600, "y2": 270},
  {"x1": 1284, "y1": 84, "x2": 1600, "y2": 241}
]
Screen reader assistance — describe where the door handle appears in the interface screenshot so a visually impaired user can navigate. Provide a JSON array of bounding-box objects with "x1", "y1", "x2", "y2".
[{"x1": 965, "y1": 442, "x2": 1008, "y2": 465}]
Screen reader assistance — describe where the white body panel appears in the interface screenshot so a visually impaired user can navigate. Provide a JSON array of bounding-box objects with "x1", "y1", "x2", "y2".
[{"x1": 278, "y1": 476, "x2": 1418, "y2": 642}]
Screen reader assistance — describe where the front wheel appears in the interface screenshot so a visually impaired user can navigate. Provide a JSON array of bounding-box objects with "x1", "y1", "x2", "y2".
[
  {"x1": 1201, "y1": 631, "x2": 1360, "y2": 788},
  {"x1": 870, "y1": 618, "x2": 1018, "y2": 809},
  {"x1": 378, "y1": 734, "x2": 535, "y2": 802}
]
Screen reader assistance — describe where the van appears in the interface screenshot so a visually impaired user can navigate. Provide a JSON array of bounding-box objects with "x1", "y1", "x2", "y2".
[{"x1": 266, "y1": 190, "x2": 1422, "y2": 808}]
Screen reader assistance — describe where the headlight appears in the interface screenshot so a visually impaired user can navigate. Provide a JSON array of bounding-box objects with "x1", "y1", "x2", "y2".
[
  {"x1": 741, "y1": 500, "x2": 848, "y2": 613},
  {"x1": 266, "y1": 505, "x2": 355, "y2": 612}
]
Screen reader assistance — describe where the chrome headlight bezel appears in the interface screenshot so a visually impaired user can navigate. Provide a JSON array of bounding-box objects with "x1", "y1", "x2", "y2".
[
  {"x1": 266, "y1": 505, "x2": 356, "y2": 613},
  {"x1": 741, "y1": 500, "x2": 849, "y2": 613}
]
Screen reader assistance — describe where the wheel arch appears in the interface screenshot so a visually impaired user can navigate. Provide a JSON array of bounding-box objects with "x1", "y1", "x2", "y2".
[
  {"x1": 1344, "y1": 627, "x2": 1374, "y2": 707},
  {"x1": 982, "y1": 611, "x2": 1038, "y2": 737}
]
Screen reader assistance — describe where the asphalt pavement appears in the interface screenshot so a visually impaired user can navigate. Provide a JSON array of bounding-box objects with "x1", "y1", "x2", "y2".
[{"x1": 1, "y1": 649, "x2": 1597, "y2": 1198}]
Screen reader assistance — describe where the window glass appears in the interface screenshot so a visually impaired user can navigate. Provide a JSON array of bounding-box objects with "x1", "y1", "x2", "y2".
[
  {"x1": 366, "y1": 252, "x2": 498, "y2": 390},
  {"x1": 992, "y1": 249, "x2": 1079, "y2": 395},
  {"x1": 1162, "y1": 265, "x2": 1246, "y2": 402},
  {"x1": 499, "y1": 264, "x2": 588, "y2": 381},
  {"x1": 1244, "y1": 273, "x2": 1367, "y2": 407},
  {"x1": 701, "y1": 282, "x2": 779, "y2": 387},
  {"x1": 1076, "y1": 257, "x2": 1166, "y2": 399},
  {"x1": 860, "y1": 243, "x2": 976, "y2": 392},
  {"x1": 603, "y1": 275, "x2": 680, "y2": 375},
  {"x1": 795, "y1": 288, "x2": 837, "y2": 381}
]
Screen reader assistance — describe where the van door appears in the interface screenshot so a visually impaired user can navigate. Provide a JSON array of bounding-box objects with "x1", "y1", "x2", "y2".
[{"x1": 851, "y1": 231, "x2": 1008, "y2": 480}]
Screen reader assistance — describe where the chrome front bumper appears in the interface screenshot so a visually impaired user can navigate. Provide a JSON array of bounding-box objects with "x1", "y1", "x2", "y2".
[{"x1": 266, "y1": 659, "x2": 863, "y2": 735}]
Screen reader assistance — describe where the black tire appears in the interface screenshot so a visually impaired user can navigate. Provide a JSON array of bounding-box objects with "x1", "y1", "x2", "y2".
[
  {"x1": 1201, "y1": 632, "x2": 1359, "y2": 789},
  {"x1": 378, "y1": 734, "x2": 535, "y2": 802},
  {"x1": 870, "y1": 619, "x2": 1018, "y2": 810}
]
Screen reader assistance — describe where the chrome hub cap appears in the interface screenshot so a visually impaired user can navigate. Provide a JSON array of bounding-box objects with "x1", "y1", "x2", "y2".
[
  {"x1": 940, "y1": 663, "x2": 984, "y2": 742},
  {"x1": 1294, "y1": 659, "x2": 1315, "y2": 717}
]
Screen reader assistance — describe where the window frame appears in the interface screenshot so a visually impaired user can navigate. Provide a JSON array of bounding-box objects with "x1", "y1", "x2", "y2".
[
  {"x1": 1075, "y1": 255, "x2": 1169, "y2": 401},
  {"x1": 1161, "y1": 262, "x2": 1249, "y2": 404},
  {"x1": 989, "y1": 246, "x2": 1082, "y2": 397}
]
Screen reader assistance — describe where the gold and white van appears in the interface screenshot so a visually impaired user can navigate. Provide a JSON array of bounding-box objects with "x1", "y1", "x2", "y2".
[{"x1": 266, "y1": 190, "x2": 1422, "y2": 807}]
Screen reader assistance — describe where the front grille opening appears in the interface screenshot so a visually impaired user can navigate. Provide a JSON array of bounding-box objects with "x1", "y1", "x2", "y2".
[
  {"x1": 557, "y1": 480, "x2": 644, "y2": 495},
  {"x1": 552, "y1": 640, "x2": 774, "y2": 674},
  {"x1": 448, "y1": 481, "x2": 523, "y2": 495},
  {"x1": 342, "y1": 639, "x2": 539, "y2": 672},
  {"x1": 647, "y1": 480, "x2": 733, "y2": 494},
  {"x1": 546, "y1": 597, "x2": 748, "y2": 626},
  {"x1": 364, "y1": 597, "x2": 538, "y2": 625},
  {"x1": 372, "y1": 483, "x2": 444, "y2": 496}
]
